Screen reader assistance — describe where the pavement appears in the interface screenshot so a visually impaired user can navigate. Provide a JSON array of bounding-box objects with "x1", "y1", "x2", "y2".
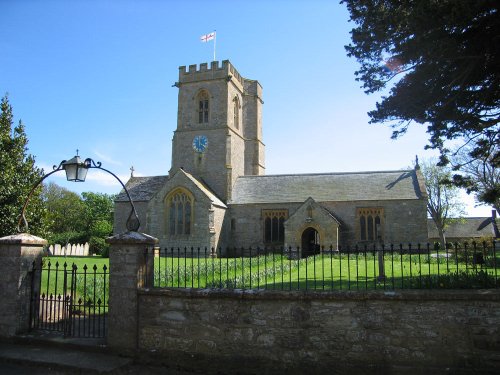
[{"x1": 0, "y1": 334, "x2": 197, "y2": 374}]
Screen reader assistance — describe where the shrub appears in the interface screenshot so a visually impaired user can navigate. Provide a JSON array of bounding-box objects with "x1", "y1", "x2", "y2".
[{"x1": 89, "y1": 236, "x2": 109, "y2": 257}]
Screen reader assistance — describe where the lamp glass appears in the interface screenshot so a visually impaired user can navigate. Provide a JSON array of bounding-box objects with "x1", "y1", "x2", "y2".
[{"x1": 63, "y1": 156, "x2": 88, "y2": 182}]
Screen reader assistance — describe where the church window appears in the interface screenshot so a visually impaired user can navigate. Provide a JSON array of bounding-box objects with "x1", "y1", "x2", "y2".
[
  {"x1": 360, "y1": 216, "x2": 367, "y2": 241},
  {"x1": 198, "y1": 90, "x2": 209, "y2": 123},
  {"x1": 233, "y1": 96, "x2": 240, "y2": 129},
  {"x1": 357, "y1": 208, "x2": 384, "y2": 242},
  {"x1": 263, "y1": 210, "x2": 288, "y2": 244},
  {"x1": 165, "y1": 190, "x2": 193, "y2": 236}
]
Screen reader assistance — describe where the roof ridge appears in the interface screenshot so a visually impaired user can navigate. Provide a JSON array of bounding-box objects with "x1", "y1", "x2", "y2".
[{"x1": 237, "y1": 170, "x2": 413, "y2": 179}]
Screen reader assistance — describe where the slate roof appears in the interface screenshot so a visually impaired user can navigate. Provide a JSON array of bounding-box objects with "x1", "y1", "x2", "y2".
[
  {"x1": 115, "y1": 176, "x2": 168, "y2": 202},
  {"x1": 181, "y1": 169, "x2": 227, "y2": 208},
  {"x1": 114, "y1": 171, "x2": 227, "y2": 208},
  {"x1": 427, "y1": 217, "x2": 499, "y2": 239},
  {"x1": 229, "y1": 170, "x2": 425, "y2": 205}
]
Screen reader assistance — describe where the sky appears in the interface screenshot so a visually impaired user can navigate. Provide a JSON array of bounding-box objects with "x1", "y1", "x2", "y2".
[{"x1": 0, "y1": 0, "x2": 492, "y2": 217}]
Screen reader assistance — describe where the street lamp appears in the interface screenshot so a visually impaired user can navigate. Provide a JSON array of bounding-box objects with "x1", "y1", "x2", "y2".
[
  {"x1": 18, "y1": 153, "x2": 140, "y2": 233},
  {"x1": 62, "y1": 155, "x2": 89, "y2": 182}
]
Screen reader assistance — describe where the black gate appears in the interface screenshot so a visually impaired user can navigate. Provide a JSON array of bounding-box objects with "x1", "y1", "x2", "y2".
[{"x1": 29, "y1": 258, "x2": 108, "y2": 338}]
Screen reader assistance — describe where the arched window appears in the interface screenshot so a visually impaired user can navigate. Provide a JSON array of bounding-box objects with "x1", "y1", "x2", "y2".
[
  {"x1": 357, "y1": 208, "x2": 384, "y2": 242},
  {"x1": 166, "y1": 190, "x2": 193, "y2": 236},
  {"x1": 233, "y1": 96, "x2": 240, "y2": 129},
  {"x1": 197, "y1": 90, "x2": 209, "y2": 124}
]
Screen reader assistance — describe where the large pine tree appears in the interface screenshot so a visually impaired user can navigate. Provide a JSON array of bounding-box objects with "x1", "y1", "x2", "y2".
[
  {"x1": 343, "y1": 0, "x2": 499, "y2": 207},
  {"x1": 0, "y1": 94, "x2": 45, "y2": 236}
]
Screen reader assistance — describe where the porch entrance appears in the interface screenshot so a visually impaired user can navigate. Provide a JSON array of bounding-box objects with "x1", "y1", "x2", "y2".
[
  {"x1": 29, "y1": 258, "x2": 108, "y2": 338},
  {"x1": 301, "y1": 227, "x2": 320, "y2": 258}
]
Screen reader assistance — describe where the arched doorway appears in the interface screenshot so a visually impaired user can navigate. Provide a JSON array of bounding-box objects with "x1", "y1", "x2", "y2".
[{"x1": 301, "y1": 227, "x2": 320, "y2": 258}]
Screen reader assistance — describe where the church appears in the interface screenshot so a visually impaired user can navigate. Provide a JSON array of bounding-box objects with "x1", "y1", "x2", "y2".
[{"x1": 114, "y1": 60, "x2": 428, "y2": 257}]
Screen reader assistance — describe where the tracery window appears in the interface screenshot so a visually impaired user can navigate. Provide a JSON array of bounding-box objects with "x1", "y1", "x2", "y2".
[
  {"x1": 198, "y1": 90, "x2": 209, "y2": 124},
  {"x1": 263, "y1": 209, "x2": 288, "y2": 244},
  {"x1": 357, "y1": 208, "x2": 384, "y2": 241},
  {"x1": 166, "y1": 190, "x2": 193, "y2": 236},
  {"x1": 233, "y1": 96, "x2": 240, "y2": 129}
]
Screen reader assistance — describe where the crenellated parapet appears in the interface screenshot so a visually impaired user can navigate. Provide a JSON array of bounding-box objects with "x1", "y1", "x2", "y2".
[{"x1": 178, "y1": 60, "x2": 245, "y2": 86}]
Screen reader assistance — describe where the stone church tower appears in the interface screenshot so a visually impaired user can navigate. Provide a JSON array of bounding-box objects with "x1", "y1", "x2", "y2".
[{"x1": 170, "y1": 60, "x2": 265, "y2": 202}]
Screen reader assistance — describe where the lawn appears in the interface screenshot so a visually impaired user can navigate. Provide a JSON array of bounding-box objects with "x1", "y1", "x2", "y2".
[
  {"x1": 152, "y1": 252, "x2": 499, "y2": 291},
  {"x1": 38, "y1": 256, "x2": 109, "y2": 313},
  {"x1": 40, "y1": 252, "x2": 499, "y2": 295}
]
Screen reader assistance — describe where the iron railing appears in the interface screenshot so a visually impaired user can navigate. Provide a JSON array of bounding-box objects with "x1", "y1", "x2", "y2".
[
  {"x1": 30, "y1": 259, "x2": 108, "y2": 338},
  {"x1": 143, "y1": 242, "x2": 498, "y2": 291}
]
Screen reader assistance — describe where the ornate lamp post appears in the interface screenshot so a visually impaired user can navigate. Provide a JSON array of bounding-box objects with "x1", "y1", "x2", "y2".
[{"x1": 18, "y1": 153, "x2": 140, "y2": 233}]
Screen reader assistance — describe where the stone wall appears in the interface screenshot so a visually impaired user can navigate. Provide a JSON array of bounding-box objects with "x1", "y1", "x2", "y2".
[
  {"x1": 137, "y1": 289, "x2": 500, "y2": 374},
  {"x1": 229, "y1": 197, "x2": 428, "y2": 250},
  {"x1": 0, "y1": 234, "x2": 46, "y2": 337}
]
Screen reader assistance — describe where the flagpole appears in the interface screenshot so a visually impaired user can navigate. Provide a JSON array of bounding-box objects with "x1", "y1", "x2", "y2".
[{"x1": 213, "y1": 30, "x2": 217, "y2": 61}]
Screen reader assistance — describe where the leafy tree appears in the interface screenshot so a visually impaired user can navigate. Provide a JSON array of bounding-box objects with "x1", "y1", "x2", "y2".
[
  {"x1": 43, "y1": 182, "x2": 85, "y2": 234},
  {"x1": 0, "y1": 94, "x2": 45, "y2": 237},
  {"x1": 343, "y1": 0, "x2": 500, "y2": 204},
  {"x1": 41, "y1": 187, "x2": 114, "y2": 256},
  {"x1": 81, "y1": 192, "x2": 114, "y2": 255},
  {"x1": 421, "y1": 159, "x2": 465, "y2": 249},
  {"x1": 451, "y1": 139, "x2": 499, "y2": 214}
]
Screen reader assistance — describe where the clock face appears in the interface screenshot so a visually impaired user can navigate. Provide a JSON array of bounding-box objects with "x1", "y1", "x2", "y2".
[{"x1": 192, "y1": 135, "x2": 208, "y2": 153}]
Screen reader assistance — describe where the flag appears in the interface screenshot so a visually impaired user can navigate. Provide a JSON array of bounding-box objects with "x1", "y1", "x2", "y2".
[{"x1": 200, "y1": 32, "x2": 216, "y2": 43}]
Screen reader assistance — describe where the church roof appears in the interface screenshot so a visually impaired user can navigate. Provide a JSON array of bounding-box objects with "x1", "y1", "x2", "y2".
[
  {"x1": 181, "y1": 169, "x2": 227, "y2": 208},
  {"x1": 115, "y1": 171, "x2": 227, "y2": 208},
  {"x1": 229, "y1": 169, "x2": 425, "y2": 204},
  {"x1": 115, "y1": 175, "x2": 169, "y2": 202}
]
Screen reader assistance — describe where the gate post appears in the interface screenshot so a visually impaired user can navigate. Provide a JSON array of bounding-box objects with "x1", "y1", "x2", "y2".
[
  {"x1": 0, "y1": 233, "x2": 47, "y2": 337},
  {"x1": 106, "y1": 231, "x2": 158, "y2": 352}
]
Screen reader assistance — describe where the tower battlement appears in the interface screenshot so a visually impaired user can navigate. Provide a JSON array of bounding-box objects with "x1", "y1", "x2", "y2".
[{"x1": 178, "y1": 60, "x2": 244, "y2": 86}]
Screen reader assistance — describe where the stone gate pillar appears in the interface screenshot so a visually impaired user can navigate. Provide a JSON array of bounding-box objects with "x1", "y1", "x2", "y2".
[
  {"x1": 106, "y1": 231, "x2": 158, "y2": 352},
  {"x1": 0, "y1": 233, "x2": 47, "y2": 337}
]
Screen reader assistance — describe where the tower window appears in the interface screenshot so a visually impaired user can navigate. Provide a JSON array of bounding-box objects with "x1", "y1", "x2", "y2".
[
  {"x1": 233, "y1": 96, "x2": 240, "y2": 129},
  {"x1": 198, "y1": 90, "x2": 209, "y2": 124},
  {"x1": 357, "y1": 208, "x2": 384, "y2": 242},
  {"x1": 166, "y1": 189, "x2": 194, "y2": 236},
  {"x1": 263, "y1": 209, "x2": 288, "y2": 244}
]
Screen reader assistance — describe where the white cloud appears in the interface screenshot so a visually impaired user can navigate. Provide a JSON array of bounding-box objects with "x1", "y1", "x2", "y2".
[
  {"x1": 84, "y1": 169, "x2": 129, "y2": 187},
  {"x1": 93, "y1": 151, "x2": 122, "y2": 166}
]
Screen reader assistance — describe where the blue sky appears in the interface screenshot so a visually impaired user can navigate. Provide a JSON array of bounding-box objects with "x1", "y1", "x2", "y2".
[{"x1": 0, "y1": 0, "x2": 492, "y2": 216}]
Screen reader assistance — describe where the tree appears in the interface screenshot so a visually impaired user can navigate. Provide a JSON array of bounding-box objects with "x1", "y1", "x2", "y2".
[
  {"x1": 0, "y1": 94, "x2": 45, "y2": 237},
  {"x1": 81, "y1": 192, "x2": 114, "y2": 254},
  {"x1": 420, "y1": 159, "x2": 465, "y2": 249},
  {"x1": 41, "y1": 186, "x2": 115, "y2": 255},
  {"x1": 451, "y1": 139, "x2": 499, "y2": 214},
  {"x1": 343, "y1": 0, "x2": 500, "y2": 204},
  {"x1": 42, "y1": 182, "x2": 85, "y2": 236}
]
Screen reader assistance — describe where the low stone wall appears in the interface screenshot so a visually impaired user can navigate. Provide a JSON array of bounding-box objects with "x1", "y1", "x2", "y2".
[{"x1": 137, "y1": 289, "x2": 500, "y2": 374}]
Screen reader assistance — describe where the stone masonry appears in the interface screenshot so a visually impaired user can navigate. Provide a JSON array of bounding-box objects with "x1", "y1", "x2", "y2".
[
  {"x1": 0, "y1": 233, "x2": 46, "y2": 337},
  {"x1": 137, "y1": 288, "x2": 500, "y2": 373}
]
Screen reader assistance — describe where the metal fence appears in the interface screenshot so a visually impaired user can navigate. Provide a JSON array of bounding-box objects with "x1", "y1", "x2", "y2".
[
  {"x1": 144, "y1": 242, "x2": 498, "y2": 291},
  {"x1": 30, "y1": 259, "x2": 108, "y2": 338}
]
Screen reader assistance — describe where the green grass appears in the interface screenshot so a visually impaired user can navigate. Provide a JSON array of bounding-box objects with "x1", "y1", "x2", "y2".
[
  {"x1": 153, "y1": 253, "x2": 499, "y2": 290},
  {"x1": 40, "y1": 252, "x2": 499, "y2": 296},
  {"x1": 39, "y1": 256, "x2": 109, "y2": 313}
]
